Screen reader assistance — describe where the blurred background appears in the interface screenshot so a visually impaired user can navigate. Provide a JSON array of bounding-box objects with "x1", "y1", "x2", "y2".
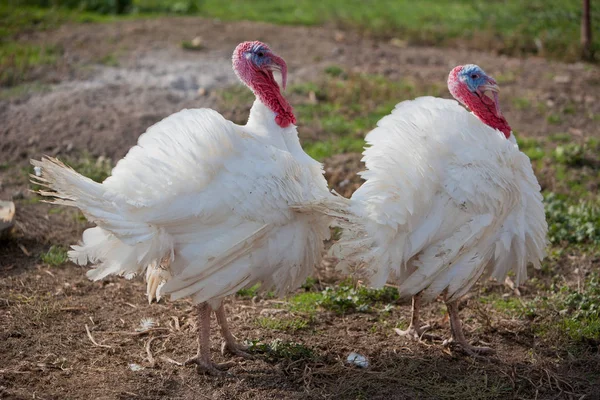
[{"x1": 0, "y1": 1, "x2": 599, "y2": 399}]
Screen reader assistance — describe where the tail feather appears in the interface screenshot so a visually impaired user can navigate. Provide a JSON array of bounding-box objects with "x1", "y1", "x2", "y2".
[
  {"x1": 31, "y1": 157, "x2": 173, "y2": 280},
  {"x1": 290, "y1": 192, "x2": 355, "y2": 229}
]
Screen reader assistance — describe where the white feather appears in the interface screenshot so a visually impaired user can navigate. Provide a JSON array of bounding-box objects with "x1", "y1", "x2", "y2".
[
  {"x1": 333, "y1": 96, "x2": 547, "y2": 301},
  {"x1": 32, "y1": 98, "x2": 337, "y2": 306}
]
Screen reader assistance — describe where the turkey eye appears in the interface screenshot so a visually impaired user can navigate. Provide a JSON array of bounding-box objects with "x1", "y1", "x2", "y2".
[
  {"x1": 471, "y1": 74, "x2": 479, "y2": 79},
  {"x1": 257, "y1": 51, "x2": 265, "y2": 57}
]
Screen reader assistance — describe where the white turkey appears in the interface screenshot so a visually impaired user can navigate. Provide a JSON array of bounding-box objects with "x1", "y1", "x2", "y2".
[
  {"x1": 329, "y1": 64, "x2": 547, "y2": 356},
  {"x1": 31, "y1": 41, "x2": 342, "y2": 374}
]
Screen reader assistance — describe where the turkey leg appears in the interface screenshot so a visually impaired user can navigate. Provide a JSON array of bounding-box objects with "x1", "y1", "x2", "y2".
[
  {"x1": 184, "y1": 303, "x2": 235, "y2": 375},
  {"x1": 446, "y1": 300, "x2": 494, "y2": 357},
  {"x1": 394, "y1": 293, "x2": 439, "y2": 341},
  {"x1": 215, "y1": 304, "x2": 252, "y2": 359}
]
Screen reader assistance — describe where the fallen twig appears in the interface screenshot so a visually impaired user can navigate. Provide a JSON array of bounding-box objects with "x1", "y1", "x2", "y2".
[
  {"x1": 159, "y1": 356, "x2": 183, "y2": 366},
  {"x1": 85, "y1": 324, "x2": 112, "y2": 348}
]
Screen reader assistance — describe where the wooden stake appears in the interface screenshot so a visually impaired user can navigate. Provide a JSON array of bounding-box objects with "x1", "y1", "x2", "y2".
[
  {"x1": 0, "y1": 201, "x2": 15, "y2": 236},
  {"x1": 582, "y1": 0, "x2": 592, "y2": 60}
]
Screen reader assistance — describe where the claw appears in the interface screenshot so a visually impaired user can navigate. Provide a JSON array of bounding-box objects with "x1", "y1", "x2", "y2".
[
  {"x1": 443, "y1": 338, "x2": 496, "y2": 358},
  {"x1": 184, "y1": 355, "x2": 235, "y2": 376},
  {"x1": 394, "y1": 324, "x2": 441, "y2": 342},
  {"x1": 221, "y1": 341, "x2": 253, "y2": 359}
]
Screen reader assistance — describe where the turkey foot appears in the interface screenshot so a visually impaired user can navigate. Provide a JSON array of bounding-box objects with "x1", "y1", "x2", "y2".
[
  {"x1": 184, "y1": 354, "x2": 235, "y2": 376},
  {"x1": 216, "y1": 305, "x2": 253, "y2": 359},
  {"x1": 184, "y1": 303, "x2": 235, "y2": 375},
  {"x1": 394, "y1": 323, "x2": 439, "y2": 341},
  {"x1": 446, "y1": 301, "x2": 495, "y2": 358},
  {"x1": 395, "y1": 294, "x2": 441, "y2": 341}
]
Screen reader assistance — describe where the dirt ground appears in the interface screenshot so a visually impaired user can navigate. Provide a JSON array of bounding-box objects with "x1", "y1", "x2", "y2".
[{"x1": 1, "y1": 17, "x2": 600, "y2": 400}]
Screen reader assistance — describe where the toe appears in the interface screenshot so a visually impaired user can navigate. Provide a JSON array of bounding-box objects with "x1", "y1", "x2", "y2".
[{"x1": 221, "y1": 342, "x2": 253, "y2": 359}]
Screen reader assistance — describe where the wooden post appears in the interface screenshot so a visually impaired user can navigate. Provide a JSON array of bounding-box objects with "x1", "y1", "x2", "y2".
[
  {"x1": 582, "y1": 0, "x2": 592, "y2": 60},
  {"x1": 0, "y1": 201, "x2": 15, "y2": 237}
]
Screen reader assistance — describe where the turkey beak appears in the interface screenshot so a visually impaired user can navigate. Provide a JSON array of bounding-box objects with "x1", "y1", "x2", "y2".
[
  {"x1": 479, "y1": 78, "x2": 501, "y2": 115},
  {"x1": 479, "y1": 81, "x2": 499, "y2": 95},
  {"x1": 268, "y1": 54, "x2": 287, "y2": 90}
]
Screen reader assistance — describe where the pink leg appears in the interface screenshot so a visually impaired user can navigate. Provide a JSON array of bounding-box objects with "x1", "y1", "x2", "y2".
[
  {"x1": 446, "y1": 301, "x2": 494, "y2": 357},
  {"x1": 184, "y1": 303, "x2": 235, "y2": 374},
  {"x1": 215, "y1": 304, "x2": 252, "y2": 359},
  {"x1": 394, "y1": 294, "x2": 440, "y2": 341}
]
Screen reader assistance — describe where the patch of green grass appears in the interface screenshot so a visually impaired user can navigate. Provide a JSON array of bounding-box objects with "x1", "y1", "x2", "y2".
[
  {"x1": 303, "y1": 137, "x2": 365, "y2": 161},
  {"x1": 544, "y1": 192, "x2": 600, "y2": 246},
  {"x1": 0, "y1": 42, "x2": 61, "y2": 86},
  {"x1": 236, "y1": 283, "x2": 276, "y2": 299},
  {"x1": 47, "y1": 207, "x2": 65, "y2": 215},
  {"x1": 6, "y1": 292, "x2": 62, "y2": 325},
  {"x1": 187, "y1": 0, "x2": 599, "y2": 61},
  {"x1": 546, "y1": 114, "x2": 562, "y2": 125},
  {"x1": 295, "y1": 73, "x2": 435, "y2": 159},
  {"x1": 562, "y1": 103, "x2": 576, "y2": 114},
  {"x1": 286, "y1": 291, "x2": 323, "y2": 314},
  {"x1": 40, "y1": 245, "x2": 69, "y2": 266},
  {"x1": 65, "y1": 154, "x2": 113, "y2": 183},
  {"x1": 246, "y1": 338, "x2": 314, "y2": 361},
  {"x1": 516, "y1": 137, "x2": 545, "y2": 161},
  {"x1": 318, "y1": 280, "x2": 399, "y2": 314},
  {"x1": 283, "y1": 280, "x2": 399, "y2": 316},
  {"x1": 219, "y1": 73, "x2": 428, "y2": 160},
  {"x1": 523, "y1": 147, "x2": 545, "y2": 161},
  {"x1": 511, "y1": 97, "x2": 531, "y2": 110},
  {"x1": 479, "y1": 294, "x2": 525, "y2": 317},
  {"x1": 181, "y1": 39, "x2": 203, "y2": 51},
  {"x1": 529, "y1": 274, "x2": 600, "y2": 348},
  {"x1": 236, "y1": 284, "x2": 260, "y2": 298},
  {"x1": 255, "y1": 316, "x2": 309, "y2": 332},
  {"x1": 324, "y1": 65, "x2": 344, "y2": 78},
  {"x1": 494, "y1": 71, "x2": 516, "y2": 84},
  {"x1": 11, "y1": 0, "x2": 134, "y2": 15},
  {"x1": 0, "y1": 81, "x2": 51, "y2": 99},
  {"x1": 548, "y1": 132, "x2": 571, "y2": 143},
  {"x1": 552, "y1": 143, "x2": 585, "y2": 166},
  {"x1": 97, "y1": 53, "x2": 119, "y2": 66},
  {"x1": 217, "y1": 84, "x2": 255, "y2": 109},
  {"x1": 4, "y1": 0, "x2": 599, "y2": 62},
  {"x1": 0, "y1": 5, "x2": 122, "y2": 86}
]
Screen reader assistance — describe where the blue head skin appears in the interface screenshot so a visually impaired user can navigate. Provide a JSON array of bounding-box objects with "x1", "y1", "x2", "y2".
[
  {"x1": 448, "y1": 64, "x2": 511, "y2": 138},
  {"x1": 458, "y1": 65, "x2": 498, "y2": 94},
  {"x1": 247, "y1": 42, "x2": 271, "y2": 68}
]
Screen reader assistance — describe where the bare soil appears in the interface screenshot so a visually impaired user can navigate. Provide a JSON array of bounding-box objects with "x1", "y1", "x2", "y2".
[{"x1": 1, "y1": 17, "x2": 600, "y2": 400}]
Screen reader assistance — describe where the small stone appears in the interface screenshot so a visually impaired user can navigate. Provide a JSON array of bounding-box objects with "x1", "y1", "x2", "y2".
[
  {"x1": 191, "y1": 36, "x2": 203, "y2": 48},
  {"x1": 389, "y1": 38, "x2": 407, "y2": 48},
  {"x1": 334, "y1": 31, "x2": 345, "y2": 42},
  {"x1": 197, "y1": 87, "x2": 207, "y2": 96},
  {"x1": 346, "y1": 352, "x2": 369, "y2": 368},
  {"x1": 553, "y1": 75, "x2": 571, "y2": 84}
]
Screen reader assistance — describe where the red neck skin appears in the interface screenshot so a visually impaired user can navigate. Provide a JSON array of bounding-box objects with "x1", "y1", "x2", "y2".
[
  {"x1": 232, "y1": 42, "x2": 296, "y2": 129},
  {"x1": 448, "y1": 68, "x2": 511, "y2": 139},
  {"x1": 249, "y1": 70, "x2": 296, "y2": 128}
]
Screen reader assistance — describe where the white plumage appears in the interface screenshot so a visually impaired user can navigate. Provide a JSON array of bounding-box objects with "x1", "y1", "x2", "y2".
[
  {"x1": 31, "y1": 41, "x2": 338, "y2": 373},
  {"x1": 35, "y1": 102, "x2": 331, "y2": 304},
  {"x1": 331, "y1": 95, "x2": 547, "y2": 354}
]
